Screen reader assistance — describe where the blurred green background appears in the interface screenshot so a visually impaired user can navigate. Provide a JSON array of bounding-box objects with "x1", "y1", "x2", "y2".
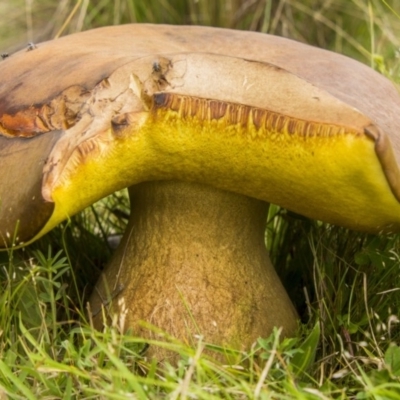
[{"x1": 1, "y1": 0, "x2": 399, "y2": 76}]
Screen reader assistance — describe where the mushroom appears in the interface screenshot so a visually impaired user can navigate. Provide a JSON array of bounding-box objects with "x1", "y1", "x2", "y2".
[{"x1": 1, "y1": 25, "x2": 400, "y2": 358}]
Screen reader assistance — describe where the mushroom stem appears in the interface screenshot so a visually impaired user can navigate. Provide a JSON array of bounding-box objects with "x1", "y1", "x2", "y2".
[{"x1": 90, "y1": 180, "x2": 298, "y2": 357}]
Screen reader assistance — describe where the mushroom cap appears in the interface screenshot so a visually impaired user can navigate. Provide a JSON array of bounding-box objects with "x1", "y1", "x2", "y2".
[{"x1": 1, "y1": 24, "x2": 400, "y2": 246}]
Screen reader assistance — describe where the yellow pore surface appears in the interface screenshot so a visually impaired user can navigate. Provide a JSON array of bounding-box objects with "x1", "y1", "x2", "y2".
[{"x1": 43, "y1": 97, "x2": 400, "y2": 239}]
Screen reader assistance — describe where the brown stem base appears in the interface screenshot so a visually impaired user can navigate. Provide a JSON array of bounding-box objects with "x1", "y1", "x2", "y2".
[{"x1": 90, "y1": 181, "x2": 298, "y2": 361}]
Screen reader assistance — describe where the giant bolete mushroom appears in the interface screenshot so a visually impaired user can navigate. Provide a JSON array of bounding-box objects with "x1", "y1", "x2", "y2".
[{"x1": 1, "y1": 25, "x2": 400, "y2": 358}]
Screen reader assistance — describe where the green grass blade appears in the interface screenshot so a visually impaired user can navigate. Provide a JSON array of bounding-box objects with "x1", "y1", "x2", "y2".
[{"x1": 0, "y1": 360, "x2": 36, "y2": 400}]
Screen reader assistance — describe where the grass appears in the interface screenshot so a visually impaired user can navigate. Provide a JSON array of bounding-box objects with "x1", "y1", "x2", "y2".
[
  {"x1": 0, "y1": 0, "x2": 400, "y2": 398},
  {"x1": 1, "y1": 216, "x2": 400, "y2": 398}
]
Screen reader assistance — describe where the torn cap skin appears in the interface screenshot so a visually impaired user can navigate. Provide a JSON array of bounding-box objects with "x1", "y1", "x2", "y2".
[{"x1": 1, "y1": 25, "x2": 400, "y2": 358}]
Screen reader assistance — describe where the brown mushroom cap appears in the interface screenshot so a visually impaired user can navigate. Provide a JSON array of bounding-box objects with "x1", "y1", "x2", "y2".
[{"x1": 1, "y1": 24, "x2": 400, "y2": 246}]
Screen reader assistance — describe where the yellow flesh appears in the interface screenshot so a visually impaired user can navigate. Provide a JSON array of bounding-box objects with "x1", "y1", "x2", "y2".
[{"x1": 35, "y1": 104, "x2": 400, "y2": 242}]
